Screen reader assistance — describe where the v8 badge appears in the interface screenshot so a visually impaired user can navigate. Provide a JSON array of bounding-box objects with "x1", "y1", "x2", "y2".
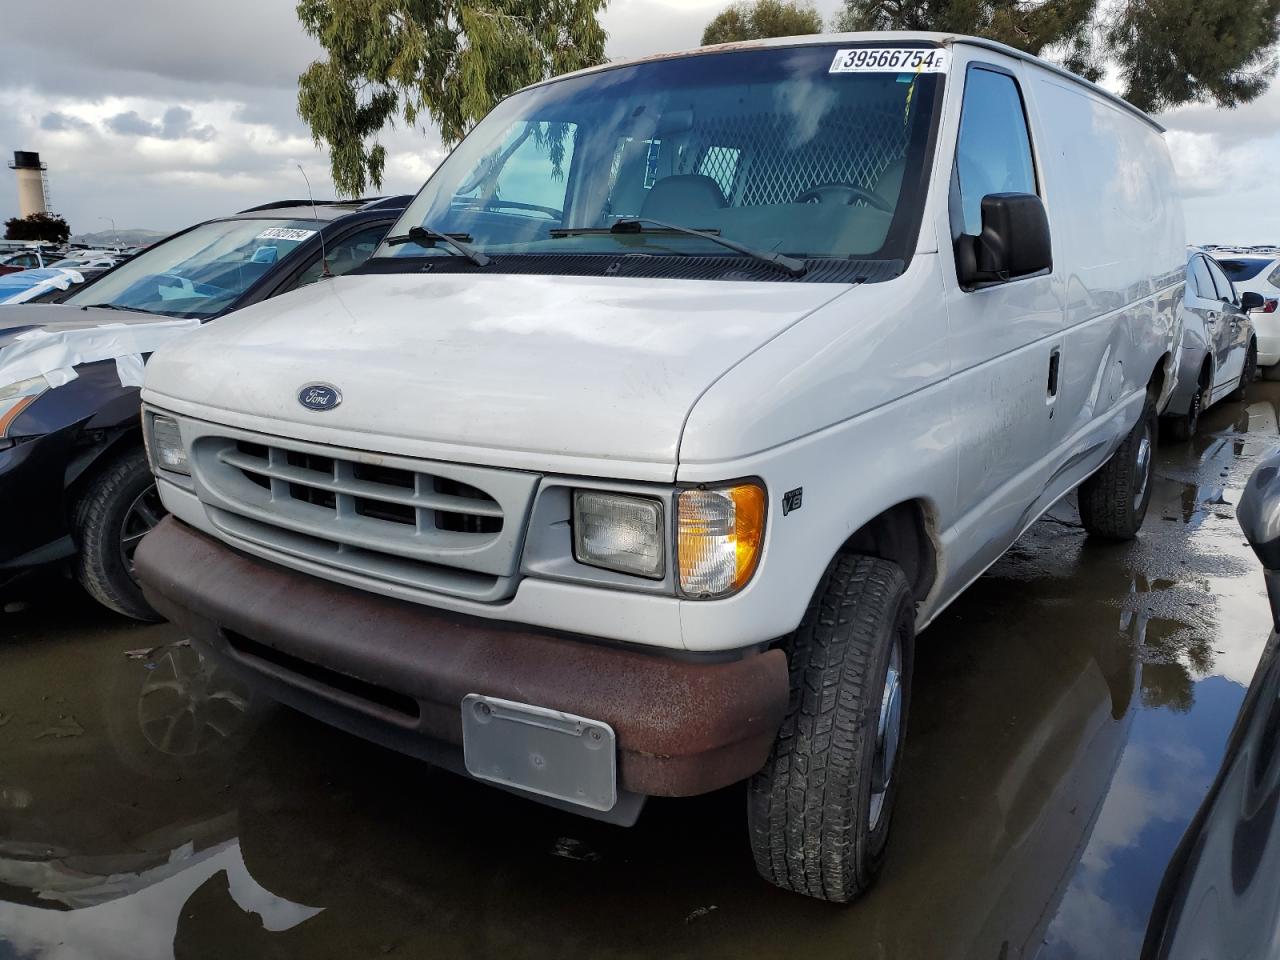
[{"x1": 782, "y1": 487, "x2": 803, "y2": 516}]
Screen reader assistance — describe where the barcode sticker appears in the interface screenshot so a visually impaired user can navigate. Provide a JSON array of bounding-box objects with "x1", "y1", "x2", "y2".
[
  {"x1": 256, "y1": 227, "x2": 317, "y2": 242},
  {"x1": 829, "y1": 48, "x2": 948, "y2": 74}
]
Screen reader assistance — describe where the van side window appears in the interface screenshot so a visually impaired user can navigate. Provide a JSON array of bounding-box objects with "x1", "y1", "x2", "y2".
[
  {"x1": 954, "y1": 68, "x2": 1037, "y2": 237},
  {"x1": 1190, "y1": 257, "x2": 1215, "y2": 300},
  {"x1": 1269, "y1": 264, "x2": 1280, "y2": 288}
]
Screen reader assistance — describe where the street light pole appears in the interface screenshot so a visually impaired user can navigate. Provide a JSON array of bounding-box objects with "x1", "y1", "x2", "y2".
[{"x1": 98, "y1": 215, "x2": 119, "y2": 248}]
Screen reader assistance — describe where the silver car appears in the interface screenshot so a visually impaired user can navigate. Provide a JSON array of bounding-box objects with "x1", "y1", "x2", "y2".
[{"x1": 1163, "y1": 252, "x2": 1260, "y2": 439}]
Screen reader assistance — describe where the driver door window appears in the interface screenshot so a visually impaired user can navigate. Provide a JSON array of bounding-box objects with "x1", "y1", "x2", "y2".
[{"x1": 953, "y1": 68, "x2": 1038, "y2": 237}]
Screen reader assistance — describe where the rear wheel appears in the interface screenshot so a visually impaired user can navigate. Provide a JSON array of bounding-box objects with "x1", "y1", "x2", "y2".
[
  {"x1": 747, "y1": 554, "x2": 914, "y2": 903},
  {"x1": 73, "y1": 447, "x2": 166, "y2": 621},
  {"x1": 1079, "y1": 394, "x2": 1157, "y2": 541},
  {"x1": 1228, "y1": 342, "x2": 1258, "y2": 402}
]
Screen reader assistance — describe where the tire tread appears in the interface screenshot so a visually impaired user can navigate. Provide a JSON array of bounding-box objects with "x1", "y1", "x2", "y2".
[
  {"x1": 73, "y1": 447, "x2": 162, "y2": 621},
  {"x1": 748, "y1": 554, "x2": 913, "y2": 902},
  {"x1": 1079, "y1": 396, "x2": 1156, "y2": 541}
]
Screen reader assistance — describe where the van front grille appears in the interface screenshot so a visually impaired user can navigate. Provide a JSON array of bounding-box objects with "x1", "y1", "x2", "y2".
[{"x1": 190, "y1": 433, "x2": 538, "y2": 603}]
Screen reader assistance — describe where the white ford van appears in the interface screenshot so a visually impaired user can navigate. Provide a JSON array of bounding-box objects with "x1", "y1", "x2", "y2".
[{"x1": 135, "y1": 33, "x2": 1184, "y2": 902}]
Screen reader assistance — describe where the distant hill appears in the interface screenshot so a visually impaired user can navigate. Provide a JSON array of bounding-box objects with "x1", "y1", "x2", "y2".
[{"x1": 70, "y1": 228, "x2": 170, "y2": 247}]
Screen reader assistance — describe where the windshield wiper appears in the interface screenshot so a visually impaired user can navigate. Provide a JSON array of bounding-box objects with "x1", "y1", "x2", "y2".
[
  {"x1": 550, "y1": 218, "x2": 807, "y2": 278},
  {"x1": 384, "y1": 225, "x2": 489, "y2": 267},
  {"x1": 81, "y1": 303, "x2": 151, "y2": 313}
]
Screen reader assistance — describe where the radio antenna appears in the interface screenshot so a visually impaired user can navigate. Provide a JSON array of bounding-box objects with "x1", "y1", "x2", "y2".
[{"x1": 296, "y1": 162, "x2": 331, "y2": 278}]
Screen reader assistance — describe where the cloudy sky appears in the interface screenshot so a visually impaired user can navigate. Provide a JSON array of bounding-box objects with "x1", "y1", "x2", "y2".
[{"x1": 1, "y1": 0, "x2": 1276, "y2": 244}]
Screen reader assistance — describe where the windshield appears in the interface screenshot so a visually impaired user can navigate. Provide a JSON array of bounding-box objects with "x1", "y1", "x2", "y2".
[
  {"x1": 377, "y1": 44, "x2": 943, "y2": 271},
  {"x1": 1218, "y1": 258, "x2": 1272, "y2": 282},
  {"x1": 65, "y1": 218, "x2": 320, "y2": 317}
]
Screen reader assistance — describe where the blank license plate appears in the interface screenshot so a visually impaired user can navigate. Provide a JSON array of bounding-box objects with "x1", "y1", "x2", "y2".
[{"x1": 461, "y1": 694, "x2": 617, "y2": 811}]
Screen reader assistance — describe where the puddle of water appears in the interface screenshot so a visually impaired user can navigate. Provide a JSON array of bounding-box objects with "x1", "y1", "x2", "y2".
[{"x1": 1, "y1": 386, "x2": 1278, "y2": 960}]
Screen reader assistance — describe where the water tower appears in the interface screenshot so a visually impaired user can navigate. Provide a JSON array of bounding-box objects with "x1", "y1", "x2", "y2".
[{"x1": 8, "y1": 151, "x2": 51, "y2": 217}]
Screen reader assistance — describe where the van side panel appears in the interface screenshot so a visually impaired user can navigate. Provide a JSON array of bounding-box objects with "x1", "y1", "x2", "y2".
[
  {"x1": 930, "y1": 62, "x2": 1183, "y2": 615},
  {"x1": 1022, "y1": 72, "x2": 1185, "y2": 507}
]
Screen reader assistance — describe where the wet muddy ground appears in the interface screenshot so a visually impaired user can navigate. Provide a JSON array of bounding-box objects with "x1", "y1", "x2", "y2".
[{"x1": 2, "y1": 385, "x2": 1279, "y2": 960}]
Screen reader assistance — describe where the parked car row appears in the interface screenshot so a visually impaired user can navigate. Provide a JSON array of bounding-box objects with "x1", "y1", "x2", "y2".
[
  {"x1": 0, "y1": 31, "x2": 1265, "y2": 905},
  {"x1": 1161, "y1": 250, "x2": 1260, "y2": 439},
  {"x1": 0, "y1": 247, "x2": 137, "y2": 303}
]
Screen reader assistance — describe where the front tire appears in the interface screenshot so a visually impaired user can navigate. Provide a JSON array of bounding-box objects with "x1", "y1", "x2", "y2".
[
  {"x1": 747, "y1": 554, "x2": 914, "y2": 903},
  {"x1": 1162, "y1": 383, "x2": 1203, "y2": 442},
  {"x1": 73, "y1": 447, "x2": 166, "y2": 621},
  {"x1": 1228, "y1": 342, "x2": 1258, "y2": 402},
  {"x1": 1079, "y1": 394, "x2": 1157, "y2": 541}
]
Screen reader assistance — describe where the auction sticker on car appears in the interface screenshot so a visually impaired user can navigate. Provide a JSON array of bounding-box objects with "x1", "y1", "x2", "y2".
[
  {"x1": 256, "y1": 227, "x2": 317, "y2": 242},
  {"x1": 829, "y1": 48, "x2": 948, "y2": 73}
]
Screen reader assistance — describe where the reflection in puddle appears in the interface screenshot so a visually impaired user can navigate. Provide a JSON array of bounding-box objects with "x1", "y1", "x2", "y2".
[
  {"x1": 0, "y1": 386, "x2": 1278, "y2": 959},
  {"x1": 137, "y1": 643, "x2": 251, "y2": 760}
]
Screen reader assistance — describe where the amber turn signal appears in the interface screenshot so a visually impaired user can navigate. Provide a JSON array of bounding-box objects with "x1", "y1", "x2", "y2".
[{"x1": 676, "y1": 482, "x2": 766, "y2": 597}]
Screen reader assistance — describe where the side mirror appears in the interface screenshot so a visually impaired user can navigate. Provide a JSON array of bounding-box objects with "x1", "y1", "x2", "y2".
[
  {"x1": 1242, "y1": 291, "x2": 1265, "y2": 312},
  {"x1": 1239, "y1": 453, "x2": 1280, "y2": 630},
  {"x1": 955, "y1": 192, "x2": 1052, "y2": 289}
]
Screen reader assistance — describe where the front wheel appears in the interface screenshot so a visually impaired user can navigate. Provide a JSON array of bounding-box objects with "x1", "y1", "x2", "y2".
[
  {"x1": 747, "y1": 554, "x2": 914, "y2": 903},
  {"x1": 1228, "y1": 343, "x2": 1258, "y2": 402},
  {"x1": 1162, "y1": 384, "x2": 1203, "y2": 442},
  {"x1": 1079, "y1": 395, "x2": 1157, "y2": 541},
  {"x1": 73, "y1": 447, "x2": 167, "y2": 621}
]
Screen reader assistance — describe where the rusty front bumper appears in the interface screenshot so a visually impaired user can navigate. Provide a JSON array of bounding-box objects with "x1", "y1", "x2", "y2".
[{"x1": 135, "y1": 518, "x2": 789, "y2": 805}]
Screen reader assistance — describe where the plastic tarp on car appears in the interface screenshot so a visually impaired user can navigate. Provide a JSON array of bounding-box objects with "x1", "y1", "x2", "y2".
[
  {"x1": 0, "y1": 317, "x2": 201, "y2": 389},
  {"x1": 0, "y1": 268, "x2": 85, "y2": 305}
]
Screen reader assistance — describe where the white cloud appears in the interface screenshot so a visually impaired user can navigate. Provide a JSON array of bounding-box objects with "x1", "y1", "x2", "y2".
[{"x1": 0, "y1": 90, "x2": 438, "y2": 233}]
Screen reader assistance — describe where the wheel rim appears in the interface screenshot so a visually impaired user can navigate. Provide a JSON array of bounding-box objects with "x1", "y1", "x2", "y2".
[
  {"x1": 119, "y1": 482, "x2": 164, "y2": 577},
  {"x1": 1133, "y1": 426, "x2": 1153, "y2": 513},
  {"x1": 869, "y1": 638, "x2": 903, "y2": 832}
]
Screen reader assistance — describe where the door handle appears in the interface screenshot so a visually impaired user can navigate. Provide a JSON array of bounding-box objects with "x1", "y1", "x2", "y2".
[
  {"x1": 1047, "y1": 347, "x2": 1061, "y2": 399},
  {"x1": 1205, "y1": 313, "x2": 1219, "y2": 325}
]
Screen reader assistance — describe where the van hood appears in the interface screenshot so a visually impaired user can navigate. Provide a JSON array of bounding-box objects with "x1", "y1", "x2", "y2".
[{"x1": 142, "y1": 272, "x2": 849, "y2": 477}]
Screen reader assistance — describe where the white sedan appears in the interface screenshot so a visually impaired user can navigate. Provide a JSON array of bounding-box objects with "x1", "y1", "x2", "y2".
[{"x1": 1218, "y1": 254, "x2": 1280, "y2": 374}]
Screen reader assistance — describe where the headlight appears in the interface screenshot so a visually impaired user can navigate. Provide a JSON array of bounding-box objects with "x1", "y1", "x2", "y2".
[
  {"x1": 572, "y1": 491, "x2": 665, "y2": 579},
  {"x1": 147, "y1": 414, "x2": 190, "y2": 475},
  {"x1": 677, "y1": 483, "x2": 766, "y2": 597},
  {"x1": 0, "y1": 376, "x2": 48, "y2": 438}
]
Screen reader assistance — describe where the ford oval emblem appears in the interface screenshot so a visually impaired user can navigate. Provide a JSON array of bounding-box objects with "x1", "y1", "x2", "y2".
[{"x1": 298, "y1": 383, "x2": 342, "y2": 411}]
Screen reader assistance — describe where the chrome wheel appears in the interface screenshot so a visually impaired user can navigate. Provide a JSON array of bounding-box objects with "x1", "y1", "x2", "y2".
[
  {"x1": 1132, "y1": 427, "x2": 1153, "y2": 514},
  {"x1": 869, "y1": 637, "x2": 903, "y2": 831},
  {"x1": 118, "y1": 482, "x2": 164, "y2": 576}
]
